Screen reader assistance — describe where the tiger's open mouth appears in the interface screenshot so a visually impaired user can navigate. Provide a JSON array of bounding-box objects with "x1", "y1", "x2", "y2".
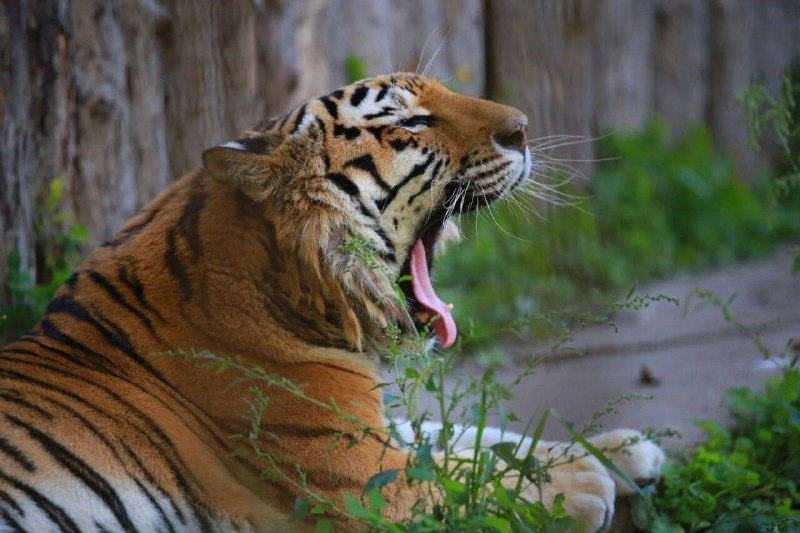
[
  {"x1": 399, "y1": 214, "x2": 456, "y2": 348},
  {"x1": 399, "y1": 147, "x2": 531, "y2": 348}
]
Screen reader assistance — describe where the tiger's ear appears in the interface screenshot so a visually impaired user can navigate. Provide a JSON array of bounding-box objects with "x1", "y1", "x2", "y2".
[
  {"x1": 202, "y1": 133, "x2": 284, "y2": 188},
  {"x1": 203, "y1": 129, "x2": 322, "y2": 200}
]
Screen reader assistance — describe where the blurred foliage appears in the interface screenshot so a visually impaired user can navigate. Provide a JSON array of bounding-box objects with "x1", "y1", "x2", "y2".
[
  {"x1": 636, "y1": 369, "x2": 800, "y2": 532},
  {"x1": 344, "y1": 53, "x2": 368, "y2": 84},
  {"x1": 0, "y1": 178, "x2": 86, "y2": 343},
  {"x1": 739, "y1": 59, "x2": 800, "y2": 202},
  {"x1": 739, "y1": 58, "x2": 800, "y2": 276},
  {"x1": 436, "y1": 120, "x2": 800, "y2": 343}
]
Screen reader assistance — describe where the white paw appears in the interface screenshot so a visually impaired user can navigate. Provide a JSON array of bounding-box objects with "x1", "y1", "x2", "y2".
[
  {"x1": 588, "y1": 429, "x2": 666, "y2": 496},
  {"x1": 535, "y1": 443, "x2": 616, "y2": 532}
]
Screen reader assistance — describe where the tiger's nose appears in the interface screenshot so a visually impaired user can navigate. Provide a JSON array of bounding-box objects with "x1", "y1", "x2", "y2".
[{"x1": 493, "y1": 119, "x2": 528, "y2": 154}]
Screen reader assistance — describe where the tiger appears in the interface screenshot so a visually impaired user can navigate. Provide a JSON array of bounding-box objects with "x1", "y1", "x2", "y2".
[{"x1": 0, "y1": 73, "x2": 664, "y2": 532}]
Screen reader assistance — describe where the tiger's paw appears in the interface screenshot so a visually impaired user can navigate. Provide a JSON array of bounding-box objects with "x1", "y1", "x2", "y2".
[
  {"x1": 587, "y1": 429, "x2": 666, "y2": 496},
  {"x1": 534, "y1": 443, "x2": 616, "y2": 532}
]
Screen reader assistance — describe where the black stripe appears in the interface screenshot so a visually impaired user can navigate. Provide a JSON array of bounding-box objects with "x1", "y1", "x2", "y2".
[
  {"x1": 0, "y1": 438, "x2": 35, "y2": 472},
  {"x1": 0, "y1": 391, "x2": 53, "y2": 419},
  {"x1": 408, "y1": 159, "x2": 442, "y2": 205},
  {"x1": 344, "y1": 154, "x2": 391, "y2": 191},
  {"x1": 375, "y1": 85, "x2": 389, "y2": 102},
  {"x1": 357, "y1": 203, "x2": 377, "y2": 221},
  {"x1": 17, "y1": 335, "x2": 105, "y2": 373},
  {"x1": 40, "y1": 302, "x2": 185, "y2": 426},
  {"x1": 165, "y1": 228, "x2": 193, "y2": 299},
  {"x1": 363, "y1": 107, "x2": 396, "y2": 120},
  {"x1": 329, "y1": 89, "x2": 344, "y2": 100},
  {"x1": 376, "y1": 152, "x2": 436, "y2": 211},
  {"x1": 41, "y1": 396, "x2": 120, "y2": 461},
  {"x1": 365, "y1": 126, "x2": 384, "y2": 142},
  {"x1": 326, "y1": 173, "x2": 359, "y2": 197},
  {"x1": 6, "y1": 414, "x2": 139, "y2": 533},
  {"x1": 177, "y1": 186, "x2": 206, "y2": 262},
  {"x1": 319, "y1": 96, "x2": 338, "y2": 119},
  {"x1": 289, "y1": 103, "x2": 307, "y2": 134},
  {"x1": 293, "y1": 361, "x2": 374, "y2": 381},
  {"x1": 397, "y1": 115, "x2": 436, "y2": 128},
  {"x1": 0, "y1": 468, "x2": 80, "y2": 533},
  {"x1": 87, "y1": 270, "x2": 162, "y2": 340},
  {"x1": 349, "y1": 85, "x2": 369, "y2": 107},
  {"x1": 45, "y1": 296, "x2": 143, "y2": 368},
  {"x1": 0, "y1": 367, "x2": 205, "y2": 528},
  {"x1": 1, "y1": 348, "x2": 38, "y2": 357},
  {"x1": 0, "y1": 488, "x2": 25, "y2": 517},
  {"x1": 65, "y1": 271, "x2": 79, "y2": 289},
  {"x1": 96, "y1": 522, "x2": 116, "y2": 533},
  {"x1": 131, "y1": 477, "x2": 178, "y2": 533},
  {"x1": 123, "y1": 443, "x2": 184, "y2": 528},
  {"x1": 38, "y1": 319, "x2": 112, "y2": 372},
  {"x1": 116, "y1": 262, "x2": 166, "y2": 323},
  {"x1": 0, "y1": 508, "x2": 25, "y2": 533},
  {"x1": 373, "y1": 226, "x2": 396, "y2": 261},
  {"x1": 389, "y1": 138, "x2": 414, "y2": 151},
  {"x1": 315, "y1": 116, "x2": 327, "y2": 135},
  {"x1": 332, "y1": 124, "x2": 360, "y2": 139},
  {"x1": 472, "y1": 160, "x2": 511, "y2": 184}
]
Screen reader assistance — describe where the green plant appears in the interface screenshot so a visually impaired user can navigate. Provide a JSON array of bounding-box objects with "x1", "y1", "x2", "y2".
[
  {"x1": 344, "y1": 53, "x2": 368, "y2": 84},
  {"x1": 739, "y1": 60, "x2": 800, "y2": 275},
  {"x1": 1, "y1": 178, "x2": 87, "y2": 342},
  {"x1": 632, "y1": 368, "x2": 800, "y2": 532}
]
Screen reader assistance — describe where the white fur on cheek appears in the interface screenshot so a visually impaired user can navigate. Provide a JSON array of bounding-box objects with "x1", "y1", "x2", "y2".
[{"x1": 221, "y1": 141, "x2": 246, "y2": 150}]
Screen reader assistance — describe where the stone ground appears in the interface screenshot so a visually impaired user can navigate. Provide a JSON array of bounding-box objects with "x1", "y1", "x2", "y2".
[{"x1": 409, "y1": 248, "x2": 800, "y2": 450}]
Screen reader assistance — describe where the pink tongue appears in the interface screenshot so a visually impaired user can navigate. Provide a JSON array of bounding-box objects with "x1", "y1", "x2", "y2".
[{"x1": 410, "y1": 239, "x2": 457, "y2": 348}]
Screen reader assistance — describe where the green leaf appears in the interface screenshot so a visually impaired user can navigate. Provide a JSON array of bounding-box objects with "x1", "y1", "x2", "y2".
[
  {"x1": 363, "y1": 469, "x2": 399, "y2": 494},
  {"x1": 405, "y1": 467, "x2": 435, "y2": 481},
  {"x1": 482, "y1": 515, "x2": 511, "y2": 532},
  {"x1": 315, "y1": 519, "x2": 334, "y2": 533},
  {"x1": 343, "y1": 493, "x2": 371, "y2": 520},
  {"x1": 490, "y1": 441, "x2": 519, "y2": 466},
  {"x1": 289, "y1": 498, "x2": 310, "y2": 522},
  {"x1": 425, "y1": 375, "x2": 438, "y2": 392},
  {"x1": 439, "y1": 477, "x2": 467, "y2": 493},
  {"x1": 366, "y1": 488, "x2": 386, "y2": 514},
  {"x1": 551, "y1": 493, "x2": 567, "y2": 516},
  {"x1": 404, "y1": 367, "x2": 420, "y2": 379}
]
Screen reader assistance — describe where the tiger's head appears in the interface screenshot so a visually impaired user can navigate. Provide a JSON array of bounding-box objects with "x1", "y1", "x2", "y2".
[{"x1": 203, "y1": 73, "x2": 529, "y2": 351}]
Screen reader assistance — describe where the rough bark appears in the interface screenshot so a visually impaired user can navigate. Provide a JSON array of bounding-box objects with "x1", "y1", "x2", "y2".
[
  {"x1": 2, "y1": 0, "x2": 800, "y2": 306},
  {"x1": 1, "y1": 0, "x2": 75, "y2": 290},
  {"x1": 653, "y1": 0, "x2": 709, "y2": 137},
  {"x1": 592, "y1": 0, "x2": 655, "y2": 132},
  {"x1": 486, "y1": 0, "x2": 596, "y2": 173}
]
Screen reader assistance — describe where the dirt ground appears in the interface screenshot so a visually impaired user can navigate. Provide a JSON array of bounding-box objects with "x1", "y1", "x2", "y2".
[{"x1": 419, "y1": 248, "x2": 800, "y2": 450}]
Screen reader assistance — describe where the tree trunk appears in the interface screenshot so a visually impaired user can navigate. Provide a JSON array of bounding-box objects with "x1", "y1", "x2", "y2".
[
  {"x1": 653, "y1": 0, "x2": 709, "y2": 137},
  {"x1": 2, "y1": 0, "x2": 799, "y2": 307},
  {"x1": 486, "y1": 0, "x2": 596, "y2": 176}
]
